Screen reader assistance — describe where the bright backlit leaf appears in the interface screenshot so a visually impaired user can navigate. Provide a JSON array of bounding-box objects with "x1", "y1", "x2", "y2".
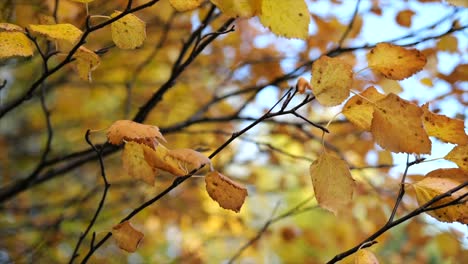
[
  {"x1": 342, "y1": 86, "x2": 385, "y2": 131},
  {"x1": 0, "y1": 32, "x2": 34, "y2": 59},
  {"x1": 259, "y1": 0, "x2": 310, "y2": 39},
  {"x1": 412, "y1": 168, "x2": 468, "y2": 224},
  {"x1": 422, "y1": 104, "x2": 468, "y2": 145},
  {"x1": 110, "y1": 11, "x2": 146, "y2": 49},
  {"x1": 309, "y1": 152, "x2": 355, "y2": 215},
  {"x1": 112, "y1": 221, "x2": 144, "y2": 252},
  {"x1": 445, "y1": 145, "x2": 468, "y2": 171},
  {"x1": 395, "y1": 9, "x2": 415, "y2": 28},
  {"x1": 122, "y1": 142, "x2": 157, "y2": 185},
  {"x1": 311, "y1": 56, "x2": 353, "y2": 106},
  {"x1": 371, "y1": 93, "x2": 431, "y2": 154},
  {"x1": 205, "y1": 171, "x2": 248, "y2": 213},
  {"x1": 107, "y1": 120, "x2": 166, "y2": 148},
  {"x1": 73, "y1": 46, "x2": 100, "y2": 82},
  {"x1": 169, "y1": 0, "x2": 204, "y2": 11},
  {"x1": 28, "y1": 24, "x2": 82, "y2": 44},
  {"x1": 210, "y1": 0, "x2": 260, "y2": 18},
  {"x1": 355, "y1": 249, "x2": 379, "y2": 264},
  {"x1": 367, "y1": 43, "x2": 426, "y2": 80}
]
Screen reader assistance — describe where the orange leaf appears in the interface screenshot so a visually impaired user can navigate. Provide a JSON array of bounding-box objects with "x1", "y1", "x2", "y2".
[
  {"x1": 367, "y1": 43, "x2": 426, "y2": 80},
  {"x1": 395, "y1": 9, "x2": 415, "y2": 28},
  {"x1": 107, "y1": 120, "x2": 166, "y2": 148},
  {"x1": 445, "y1": 145, "x2": 468, "y2": 171},
  {"x1": 342, "y1": 86, "x2": 385, "y2": 131},
  {"x1": 422, "y1": 104, "x2": 468, "y2": 145},
  {"x1": 311, "y1": 56, "x2": 353, "y2": 106},
  {"x1": 205, "y1": 171, "x2": 248, "y2": 213},
  {"x1": 296, "y1": 77, "x2": 312, "y2": 94},
  {"x1": 144, "y1": 146, "x2": 210, "y2": 176},
  {"x1": 371, "y1": 93, "x2": 431, "y2": 154},
  {"x1": 412, "y1": 168, "x2": 468, "y2": 224},
  {"x1": 112, "y1": 221, "x2": 144, "y2": 252},
  {"x1": 309, "y1": 152, "x2": 355, "y2": 215},
  {"x1": 436, "y1": 35, "x2": 458, "y2": 53},
  {"x1": 355, "y1": 249, "x2": 379, "y2": 264},
  {"x1": 122, "y1": 142, "x2": 157, "y2": 185}
]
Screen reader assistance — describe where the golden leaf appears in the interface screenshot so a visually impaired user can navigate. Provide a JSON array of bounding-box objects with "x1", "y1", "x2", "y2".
[
  {"x1": 311, "y1": 56, "x2": 353, "y2": 106},
  {"x1": 259, "y1": 0, "x2": 310, "y2": 39},
  {"x1": 110, "y1": 11, "x2": 146, "y2": 49},
  {"x1": 395, "y1": 9, "x2": 415, "y2": 28},
  {"x1": 309, "y1": 152, "x2": 355, "y2": 215},
  {"x1": 342, "y1": 86, "x2": 386, "y2": 131},
  {"x1": 28, "y1": 24, "x2": 82, "y2": 44},
  {"x1": 73, "y1": 46, "x2": 100, "y2": 82},
  {"x1": 210, "y1": 0, "x2": 260, "y2": 18},
  {"x1": 0, "y1": 32, "x2": 34, "y2": 59},
  {"x1": 445, "y1": 145, "x2": 468, "y2": 171},
  {"x1": 371, "y1": 93, "x2": 431, "y2": 154},
  {"x1": 367, "y1": 43, "x2": 426, "y2": 80},
  {"x1": 112, "y1": 221, "x2": 144, "y2": 253},
  {"x1": 355, "y1": 249, "x2": 379, "y2": 264},
  {"x1": 107, "y1": 120, "x2": 166, "y2": 147},
  {"x1": 205, "y1": 171, "x2": 248, "y2": 213},
  {"x1": 169, "y1": 0, "x2": 204, "y2": 12},
  {"x1": 412, "y1": 168, "x2": 468, "y2": 224},
  {"x1": 436, "y1": 35, "x2": 458, "y2": 53},
  {"x1": 145, "y1": 146, "x2": 210, "y2": 176},
  {"x1": 422, "y1": 104, "x2": 468, "y2": 145},
  {"x1": 122, "y1": 142, "x2": 157, "y2": 186}
]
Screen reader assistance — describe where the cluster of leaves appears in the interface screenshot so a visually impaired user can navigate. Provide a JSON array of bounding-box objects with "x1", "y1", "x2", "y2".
[{"x1": 0, "y1": 0, "x2": 467, "y2": 263}]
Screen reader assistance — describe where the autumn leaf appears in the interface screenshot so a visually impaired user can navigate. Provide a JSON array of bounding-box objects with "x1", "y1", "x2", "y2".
[
  {"x1": 445, "y1": 145, "x2": 468, "y2": 171},
  {"x1": 122, "y1": 142, "x2": 157, "y2": 186},
  {"x1": 169, "y1": 0, "x2": 204, "y2": 12},
  {"x1": 436, "y1": 35, "x2": 458, "y2": 53},
  {"x1": 371, "y1": 93, "x2": 431, "y2": 154},
  {"x1": 0, "y1": 32, "x2": 34, "y2": 59},
  {"x1": 395, "y1": 9, "x2": 415, "y2": 28},
  {"x1": 311, "y1": 56, "x2": 353, "y2": 106},
  {"x1": 355, "y1": 249, "x2": 379, "y2": 264},
  {"x1": 112, "y1": 221, "x2": 144, "y2": 252},
  {"x1": 107, "y1": 120, "x2": 166, "y2": 148},
  {"x1": 28, "y1": 24, "x2": 82, "y2": 44},
  {"x1": 296, "y1": 77, "x2": 312, "y2": 94},
  {"x1": 309, "y1": 152, "x2": 355, "y2": 215},
  {"x1": 0, "y1": 23, "x2": 25, "y2": 32},
  {"x1": 259, "y1": 0, "x2": 310, "y2": 39},
  {"x1": 73, "y1": 46, "x2": 100, "y2": 82},
  {"x1": 421, "y1": 104, "x2": 468, "y2": 145},
  {"x1": 210, "y1": 0, "x2": 260, "y2": 18},
  {"x1": 110, "y1": 11, "x2": 146, "y2": 49},
  {"x1": 342, "y1": 86, "x2": 385, "y2": 131},
  {"x1": 412, "y1": 168, "x2": 468, "y2": 224},
  {"x1": 144, "y1": 146, "x2": 210, "y2": 176},
  {"x1": 205, "y1": 171, "x2": 248, "y2": 213},
  {"x1": 367, "y1": 43, "x2": 426, "y2": 80}
]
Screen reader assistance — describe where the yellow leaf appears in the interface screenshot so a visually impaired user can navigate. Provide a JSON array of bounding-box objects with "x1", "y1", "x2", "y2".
[
  {"x1": 445, "y1": 145, "x2": 468, "y2": 171},
  {"x1": 110, "y1": 11, "x2": 146, "y2": 49},
  {"x1": 259, "y1": 0, "x2": 310, "y2": 39},
  {"x1": 73, "y1": 46, "x2": 100, "y2": 82},
  {"x1": 122, "y1": 142, "x2": 157, "y2": 185},
  {"x1": 367, "y1": 43, "x2": 426, "y2": 80},
  {"x1": 28, "y1": 24, "x2": 82, "y2": 44},
  {"x1": 395, "y1": 9, "x2": 415, "y2": 28},
  {"x1": 420, "y1": 77, "x2": 433, "y2": 87},
  {"x1": 342, "y1": 86, "x2": 386, "y2": 131},
  {"x1": 422, "y1": 104, "x2": 468, "y2": 145},
  {"x1": 436, "y1": 35, "x2": 458, "y2": 53},
  {"x1": 205, "y1": 171, "x2": 248, "y2": 213},
  {"x1": 145, "y1": 146, "x2": 210, "y2": 176},
  {"x1": 107, "y1": 120, "x2": 166, "y2": 147},
  {"x1": 0, "y1": 32, "x2": 34, "y2": 59},
  {"x1": 169, "y1": 0, "x2": 203, "y2": 12},
  {"x1": 371, "y1": 93, "x2": 431, "y2": 154},
  {"x1": 112, "y1": 221, "x2": 144, "y2": 253},
  {"x1": 309, "y1": 152, "x2": 355, "y2": 215},
  {"x1": 378, "y1": 79, "x2": 403, "y2": 94},
  {"x1": 209, "y1": 0, "x2": 260, "y2": 18},
  {"x1": 412, "y1": 168, "x2": 468, "y2": 224},
  {"x1": 355, "y1": 249, "x2": 379, "y2": 264},
  {"x1": 0, "y1": 23, "x2": 25, "y2": 32},
  {"x1": 311, "y1": 56, "x2": 353, "y2": 106}
]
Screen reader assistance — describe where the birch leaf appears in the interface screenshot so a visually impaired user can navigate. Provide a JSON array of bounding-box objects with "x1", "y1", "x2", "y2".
[
  {"x1": 0, "y1": 32, "x2": 34, "y2": 59},
  {"x1": 209, "y1": 0, "x2": 260, "y2": 18},
  {"x1": 355, "y1": 249, "x2": 379, "y2": 264},
  {"x1": 110, "y1": 11, "x2": 146, "y2": 49},
  {"x1": 342, "y1": 86, "x2": 385, "y2": 131},
  {"x1": 73, "y1": 46, "x2": 100, "y2": 82},
  {"x1": 112, "y1": 221, "x2": 144, "y2": 253},
  {"x1": 28, "y1": 24, "x2": 82, "y2": 44},
  {"x1": 107, "y1": 120, "x2": 166, "y2": 148},
  {"x1": 205, "y1": 171, "x2": 248, "y2": 213},
  {"x1": 259, "y1": 0, "x2": 310, "y2": 39},
  {"x1": 445, "y1": 145, "x2": 468, "y2": 171},
  {"x1": 122, "y1": 142, "x2": 157, "y2": 186},
  {"x1": 422, "y1": 104, "x2": 468, "y2": 145}
]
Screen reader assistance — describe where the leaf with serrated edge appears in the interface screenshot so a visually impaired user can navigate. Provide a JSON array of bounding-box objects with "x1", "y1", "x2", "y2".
[
  {"x1": 259, "y1": 0, "x2": 310, "y2": 39},
  {"x1": 371, "y1": 93, "x2": 431, "y2": 154},
  {"x1": 311, "y1": 56, "x2": 353, "y2": 106},
  {"x1": 412, "y1": 168, "x2": 467, "y2": 224},
  {"x1": 169, "y1": 0, "x2": 204, "y2": 11},
  {"x1": 205, "y1": 171, "x2": 248, "y2": 212},
  {"x1": 107, "y1": 120, "x2": 166, "y2": 148},
  {"x1": 0, "y1": 32, "x2": 34, "y2": 59},
  {"x1": 422, "y1": 104, "x2": 468, "y2": 145},
  {"x1": 355, "y1": 249, "x2": 379, "y2": 264},
  {"x1": 110, "y1": 11, "x2": 146, "y2": 49},
  {"x1": 28, "y1": 24, "x2": 82, "y2": 44},
  {"x1": 310, "y1": 152, "x2": 355, "y2": 215},
  {"x1": 73, "y1": 46, "x2": 100, "y2": 82},
  {"x1": 122, "y1": 142, "x2": 157, "y2": 185},
  {"x1": 445, "y1": 145, "x2": 468, "y2": 171},
  {"x1": 367, "y1": 43, "x2": 426, "y2": 80},
  {"x1": 112, "y1": 221, "x2": 144, "y2": 252},
  {"x1": 342, "y1": 86, "x2": 385, "y2": 131}
]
